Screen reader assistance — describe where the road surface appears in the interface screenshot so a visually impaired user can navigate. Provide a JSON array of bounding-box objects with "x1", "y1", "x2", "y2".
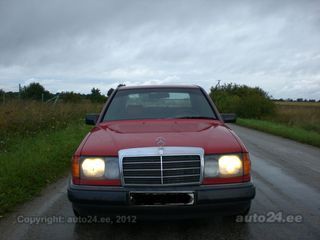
[{"x1": 0, "y1": 124, "x2": 319, "y2": 240}]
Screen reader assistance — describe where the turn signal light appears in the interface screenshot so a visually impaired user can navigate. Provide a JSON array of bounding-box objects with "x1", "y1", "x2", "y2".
[
  {"x1": 72, "y1": 155, "x2": 80, "y2": 183},
  {"x1": 243, "y1": 153, "x2": 251, "y2": 181}
]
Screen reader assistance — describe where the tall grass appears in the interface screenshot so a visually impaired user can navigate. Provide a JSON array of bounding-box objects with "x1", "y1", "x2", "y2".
[
  {"x1": 0, "y1": 100, "x2": 102, "y2": 214},
  {"x1": 0, "y1": 101, "x2": 103, "y2": 150},
  {"x1": 267, "y1": 102, "x2": 320, "y2": 133}
]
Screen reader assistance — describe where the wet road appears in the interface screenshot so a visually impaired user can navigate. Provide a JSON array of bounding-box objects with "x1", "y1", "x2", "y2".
[{"x1": 1, "y1": 124, "x2": 319, "y2": 240}]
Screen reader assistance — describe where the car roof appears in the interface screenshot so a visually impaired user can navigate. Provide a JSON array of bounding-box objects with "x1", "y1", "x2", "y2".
[{"x1": 117, "y1": 84, "x2": 201, "y2": 90}]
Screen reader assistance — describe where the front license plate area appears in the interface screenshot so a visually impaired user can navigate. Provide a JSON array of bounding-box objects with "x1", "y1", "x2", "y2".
[{"x1": 129, "y1": 192, "x2": 195, "y2": 206}]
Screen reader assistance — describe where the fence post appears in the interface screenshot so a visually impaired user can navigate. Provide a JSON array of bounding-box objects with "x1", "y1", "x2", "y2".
[{"x1": 18, "y1": 84, "x2": 21, "y2": 100}]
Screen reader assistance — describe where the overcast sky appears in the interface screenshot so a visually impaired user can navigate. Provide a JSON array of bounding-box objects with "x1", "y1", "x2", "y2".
[{"x1": 0, "y1": 0, "x2": 319, "y2": 99}]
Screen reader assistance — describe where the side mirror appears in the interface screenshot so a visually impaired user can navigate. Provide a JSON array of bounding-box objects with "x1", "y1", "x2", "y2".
[
  {"x1": 221, "y1": 113, "x2": 237, "y2": 123},
  {"x1": 85, "y1": 113, "x2": 99, "y2": 125}
]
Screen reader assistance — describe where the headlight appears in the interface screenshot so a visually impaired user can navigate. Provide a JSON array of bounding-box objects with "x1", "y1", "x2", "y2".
[
  {"x1": 204, "y1": 154, "x2": 243, "y2": 178},
  {"x1": 81, "y1": 157, "x2": 120, "y2": 179},
  {"x1": 81, "y1": 158, "x2": 105, "y2": 178},
  {"x1": 105, "y1": 158, "x2": 120, "y2": 179},
  {"x1": 218, "y1": 155, "x2": 242, "y2": 176},
  {"x1": 204, "y1": 156, "x2": 219, "y2": 177}
]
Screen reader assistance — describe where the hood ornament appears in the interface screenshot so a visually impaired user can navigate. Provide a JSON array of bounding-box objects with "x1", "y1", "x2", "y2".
[
  {"x1": 156, "y1": 137, "x2": 165, "y2": 155},
  {"x1": 155, "y1": 137, "x2": 166, "y2": 147}
]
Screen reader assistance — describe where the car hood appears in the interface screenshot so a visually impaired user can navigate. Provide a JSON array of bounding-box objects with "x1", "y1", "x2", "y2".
[{"x1": 80, "y1": 119, "x2": 244, "y2": 156}]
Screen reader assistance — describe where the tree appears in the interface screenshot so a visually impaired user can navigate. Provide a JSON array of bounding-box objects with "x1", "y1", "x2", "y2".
[
  {"x1": 90, "y1": 88, "x2": 107, "y2": 103},
  {"x1": 21, "y1": 82, "x2": 52, "y2": 101},
  {"x1": 210, "y1": 83, "x2": 275, "y2": 118}
]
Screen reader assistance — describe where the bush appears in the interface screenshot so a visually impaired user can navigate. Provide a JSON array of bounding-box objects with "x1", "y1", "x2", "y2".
[
  {"x1": 210, "y1": 83, "x2": 275, "y2": 118},
  {"x1": 60, "y1": 91, "x2": 84, "y2": 103}
]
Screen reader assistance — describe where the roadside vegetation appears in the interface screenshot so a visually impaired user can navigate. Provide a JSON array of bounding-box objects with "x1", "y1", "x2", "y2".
[
  {"x1": 236, "y1": 118, "x2": 320, "y2": 147},
  {"x1": 0, "y1": 123, "x2": 91, "y2": 215},
  {"x1": 0, "y1": 101, "x2": 102, "y2": 151},
  {"x1": 210, "y1": 83, "x2": 320, "y2": 148},
  {"x1": 0, "y1": 82, "x2": 106, "y2": 215},
  {"x1": 209, "y1": 83, "x2": 276, "y2": 118}
]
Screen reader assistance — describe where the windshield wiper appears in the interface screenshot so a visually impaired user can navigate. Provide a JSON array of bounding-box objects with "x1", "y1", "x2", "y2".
[{"x1": 175, "y1": 116, "x2": 216, "y2": 119}]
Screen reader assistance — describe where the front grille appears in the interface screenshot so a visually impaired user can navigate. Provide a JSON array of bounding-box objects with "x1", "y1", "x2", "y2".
[{"x1": 122, "y1": 155, "x2": 201, "y2": 186}]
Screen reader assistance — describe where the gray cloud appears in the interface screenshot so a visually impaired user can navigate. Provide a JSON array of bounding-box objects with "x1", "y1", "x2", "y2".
[{"x1": 0, "y1": 0, "x2": 319, "y2": 99}]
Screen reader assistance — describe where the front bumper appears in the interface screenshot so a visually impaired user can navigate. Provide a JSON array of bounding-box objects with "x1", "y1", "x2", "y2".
[{"x1": 68, "y1": 181, "x2": 255, "y2": 219}]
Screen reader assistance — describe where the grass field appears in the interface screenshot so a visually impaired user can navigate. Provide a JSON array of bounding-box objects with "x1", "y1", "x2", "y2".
[
  {"x1": 237, "y1": 101, "x2": 320, "y2": 147},
  {"x1": 0, "y1": 101, "x2": 102, "y2": 151},
  {"x1": 237, "y1": 118, "x2": 320, "y2": 148},
  {"x1": 271, "y1": 101, "x2": 320, "y2": 133},
  {"x1": 275, "y1": 101, "x2": 320, "y2": 107}
]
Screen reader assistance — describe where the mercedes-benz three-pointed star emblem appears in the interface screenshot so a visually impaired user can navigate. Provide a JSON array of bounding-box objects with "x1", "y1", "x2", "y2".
[{"x1": 155, "y1": 137, "x2": 166, "y2": 147}]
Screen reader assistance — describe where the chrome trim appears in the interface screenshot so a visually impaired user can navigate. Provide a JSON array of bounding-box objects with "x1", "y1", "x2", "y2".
[
  {"x1": 121, "y1": 182, "x2": 200, "y2": 187},
  {"x1": 163, "y1": 160, "x2": 200, "y2": 163},
  {"x1": 160, "y1": 155, "x2": 164, "y2": 184},
  {"x1": 118, "y1": 147, "x2": 204, "y2": 186},
  {"x1": 124, "y1": 176, "x2": 161, "y2": 179},
  {"x1": 124, "y1": 174, "x2": 200, "y2": 179},
  {"x1": 123, "y1": 167, "x2": 201, "y2": 172}
]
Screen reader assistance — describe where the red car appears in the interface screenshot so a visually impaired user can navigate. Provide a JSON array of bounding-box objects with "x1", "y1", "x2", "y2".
[{"x1": 68, "y1": 85, "x2": 255, "y2": 219}]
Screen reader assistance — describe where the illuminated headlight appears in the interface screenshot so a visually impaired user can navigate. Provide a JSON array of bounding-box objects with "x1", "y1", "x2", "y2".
[
  {"x1": 81, "y1": 158, "x2": 105, "y2": 178},
  {"x1": 218, "y1": 155, "x2": 242, "y2": 176},
  {"x1": 204, "y1": 154, "x2": 243, "y2": 178},
  {"x1": 81, "y1": 157, "x2": 120, "y2": 179}
]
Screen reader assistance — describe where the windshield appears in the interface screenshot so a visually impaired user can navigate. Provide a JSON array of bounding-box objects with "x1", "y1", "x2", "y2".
[{"x1": 103, "y1": 88, "x2": 217, "y2": 121}]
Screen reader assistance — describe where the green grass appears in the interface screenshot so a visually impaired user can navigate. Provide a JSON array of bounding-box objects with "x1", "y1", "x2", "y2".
[
  {"x1": 0, "y1": 122, "x2": 91, "y2": 215},
  {"x1": 236, "y1": 118, "x2": 320, "y2": 148}
]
